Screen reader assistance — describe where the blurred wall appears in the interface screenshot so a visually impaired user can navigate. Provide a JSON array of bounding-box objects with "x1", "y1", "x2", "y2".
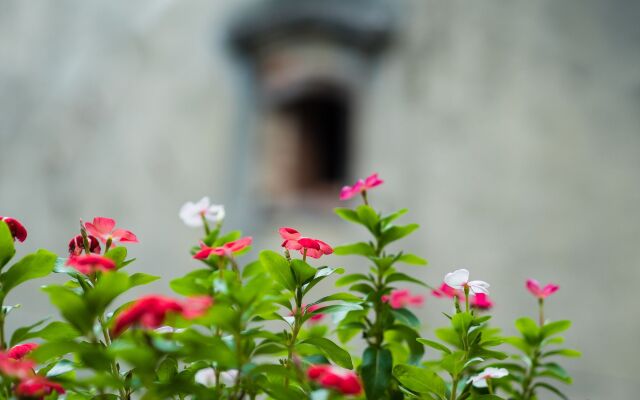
[{"x1": 1, "y1": 1, "x2": 639, "y2": 398}]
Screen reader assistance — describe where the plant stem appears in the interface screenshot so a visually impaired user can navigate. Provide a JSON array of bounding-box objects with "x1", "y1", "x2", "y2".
[
  {"x1": 201, "y1": 214, "x2": 211, "y2": 236},
  {"x1": 450, "y1": 376, "x2": 458, "y2": 400},
  {"x1": 538, "y1": 298, "x2": 545, "y2": 326},
  {"x1": 361, "y1": 190, "x2": 369, "y2": 206},
  {"x1": 285, "y1": 286, "x2": 303, "y2": 387},
  {"x1": 0, "y1": 311, "x2": 6, "y2": 350},
  {"x1": 521, "y1": 346, "x2": 540, "y2": 399},
  {"x1": 464, "y1": 287, "x2": 470, "y2": 313}
]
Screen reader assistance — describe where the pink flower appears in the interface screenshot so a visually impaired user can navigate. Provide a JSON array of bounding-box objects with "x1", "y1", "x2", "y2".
[
  {"x1": 471, "y1": 293, "x2": 493, "y2": 310},
  {"x1": 182, "y1": 296, "x2": 214, "y2": 319},
  {"x1": 290, "y1": 304, "x2": 326, "y2": 323},
  {"x1": 7, "y1": 343, "x2": 38, "y2": 360},
  {"x1": 278, "y1": 227, "x2": 333, "y2": 259},
  {"x1": 112, "y1": 295, "x2": 213, "y2": 336},
  {"x1": 526, "y1": 279, "x2": 559, "y2": 299},
  {"x1": 66, "y1": 254, "x2": 116, "y2": 275},
  {"x1": 381, "y1": 289, "x2": 424, "y2": 309},
  {"x1": 0, "y1": 352, "x2": 35, "y2": 379},
  {"x1": 193, "y1": 237, "x2": 253, "y2": 260},
  {"x1": 68, "y1": 234, "x2": 101, "y2": 256},
  {"x1": 0, "y1": 216, "x2": 27, "y2": 242},
  {"x1": 307, "y1": 364, "x2": 362, "y2": 395},
  {"x1": 15, "y1": 376, "x2": 65, "y2": 398},
  {"x1": 339, "y1": 173, "x2": 383, "y2": 201},
  {"x1": 84, "y1": 217, "x2": 138, "y2": 244},
  {"x1": 431, "y1": 283, "x2": 463, "y2": 300}
]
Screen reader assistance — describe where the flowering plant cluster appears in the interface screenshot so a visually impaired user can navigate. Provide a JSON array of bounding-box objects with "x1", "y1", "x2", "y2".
[{"x1": 0, "y1": 177, "x2": 579, "y2": 399}]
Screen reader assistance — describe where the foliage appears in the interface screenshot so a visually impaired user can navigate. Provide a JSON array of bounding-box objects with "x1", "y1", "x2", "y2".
[{"x1": 0, "y1": 179, "x2": 579, "y2": 399}]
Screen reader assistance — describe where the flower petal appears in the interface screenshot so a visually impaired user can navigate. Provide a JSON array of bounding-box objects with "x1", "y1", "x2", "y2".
[{"x1": 444, "y1": 269, "x2": 469, "y2": 289}]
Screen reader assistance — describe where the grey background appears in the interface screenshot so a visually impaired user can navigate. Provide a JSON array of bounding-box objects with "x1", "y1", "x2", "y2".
[{"x1": 1, "y1": 1, "x2": 639, "y2": 398}]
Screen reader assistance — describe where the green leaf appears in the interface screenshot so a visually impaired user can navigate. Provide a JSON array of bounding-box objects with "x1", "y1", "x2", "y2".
[
  {"x1": 334, "y1": 208, "x2": 362, "y2": 225},
  {"x1": 259, "y1": 250, "x2": 295, "y2": 291},
  {"x1": 538, "y1": 362, "x2": 572, "y2": 383},
  {"x1": 300, "y1": 337, "x2": 353, "y2": 369},
  {"x1": 85, "y1": 271, "x2": 131, "y2": 314},
  {"x1": 128, "y1": 272, "x2": 160, "y2": 288},
  {"x1": 361, "y1": 347, "x2": 392, "y2": 400},
  {"x1": 0, "y1": 249, "x2": 57, "y2": 295},
  {"x1": 534, "y1": 382, "x2": 569, "y2": 399},
  {"x1": 542, "y1": 348, "x2": 581, "y2": 358},
  {"x1": 391, "y1": 308, "x2": 421, "y2": 329},
  {"x1": 379, "y1": 224, "x2": 419, "y2": 248},
  {"x1": 417, "y1": 338, "x2": 452, "y2": 354},
  {"x1": 104, "y1": 247, "x2": 127, "y2": 268},
  {"x1": 333, "y1": 242, "x2": 376, "y2": 257},
  {"x1": 385, "y1": 272, "x2": 428, "y2": 287},
  {"x1": 396, "y1": 253, "x2": 428, "y2": 266},
  {"x1": 170, "y1": 269, "x2": 212, "y2": 296},
  {"x1": 540, "y1": 320, "x2": 571, "y2": 339},
  {"x1": 290, "y1": 259, "x2": 316, "y2": 285},
  {"x1": 356, "y1": 205, "x2": 380, "y2": 234},
  {"x1": 515, "y1": 317, "x2": 540, "y2": 344},
  {"x1": 393, "y1": 364, "x2": 446, "y2": 399},
  {"x1": 451, "y1": 312, "x2": 473, "y2": 335},
  {"x1": 0, "y1": 221, "x2": 16, "y2": 270},
  {"x1": 21, "y1": 321, "x2": 81, "y2": 342},
  {"x1": 311, "y1": 293, "x2": 362, "y2": 305},
  {"x1": 380, "y1": 209, "x2": 408, "y2": 229},
  {"x1": 42, "y1": 285, "x2": 94, "y2": 334},
  {"x1": 10, "y1": 318, "x2": 48, "y2": 347},
  {"x1": 335, "y1": 273, "x2": 370, "y2": 287},
  {"x1": 302, "y1": 266, "x2": 344, "y2": 295},
  {"x1": 388, "y1": 324, "x2": 424, "y2": 365}
]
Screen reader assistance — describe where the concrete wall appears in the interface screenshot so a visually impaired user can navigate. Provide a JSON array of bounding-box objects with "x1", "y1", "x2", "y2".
[{"x1": 1, "y1": 0, "x2": 639, "y2": 398}]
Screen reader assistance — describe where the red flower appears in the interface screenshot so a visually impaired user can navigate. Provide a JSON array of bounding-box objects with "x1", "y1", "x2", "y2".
[
  {"x1": 431, "y1": 283, "x2": 462, "y2": 300},
  {"x1": 307, "y1": 364, "x2": 362, "y2": 395},
  {"x1": 7, "y1": 343, "x2": 38, "y2": 360},
  {"x1": 290, "y1": 304, "x2": 325, "y2": 323},
  {"x1": 0, "y1": 353, "x2": 35, "y2": 379},
  {"x1": 471, "y1": 293, "x2": 494, "y2": 310},
  {"x1": 526, "y1": 279, "x2": 559, "y2": 299},
  {"x1": 0, "y1": 216, "x2": 27, "y2": 242},
  {"x1": 66, "y1": 254, "x2": 116, "y2": 275},
  {"x1": 15, "y1": 376, "x2": 65, "y2": 398},
  {"x1": 85, "y1": 217, "x2": 138, "y2": 244},
  {"x1": 68, "y1": 234, "x2": 101, "y2": 256},
  {"x1": 339, "y1": 173, "x2": 383, "y2": 201},
  {"x1": 382, "y1": 289, "x2": 424, "y2": 309},
  {"x1": 278, "y1": 227, "x2": 333, "y2": 259},
  {"x1": 113, "y1": 295, "x2": 212, "y2": 336},
  {"x1": 193, "y1": 237, "x2": 252, "y2": 260}
]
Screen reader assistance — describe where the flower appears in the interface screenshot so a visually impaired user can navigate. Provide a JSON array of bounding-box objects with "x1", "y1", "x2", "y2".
[
  {"x1": 0, "y1": 353, "x2": 34, "y2": 379},
  {"x1": 112, "y1": 295, "x2": 212, "y2": 336},
  {"x1": 179, "y1": 197, "x2": 225, "y2": 227},
  {"x1": 193, "y1": 237, "x2": 252, "y2": 260},
  {"x1": 290, "y1": 304, "x2": 325, "y2": 323},
  {"x1": 182, "y1": 295, "x2": 214, "y2": 319},
  {"x1": 15, "y1": 376, "x2": 65, "y2": 398},
  {"x1": 444, "y1": 269, "x2": 490, "y2": 295},
  {"x1": 431, "y1": 283, "x2": 462, "y2": 300},
  {"x1": 307, "y1": 364, "x2": 362, "y2": 395},
  {"x1": 7, "y1": 343, "x2": 38, "y2": 360},
  {"x1": 339, "y1": 173, "x2": 383, "y2": 201},
  {"x1": 471, "y1": 293, "x2": 493, "y2": 310},
  {"x1": 469, "y1": 367, "x2": 508, "y2": 388},
  {"x1": 66, "y1": 254, "x2": 116, "y2": 275},
  {"x1": 84, "y1": 217, "x2": 138, "y2": 244},
  {"x1": 194, "y1": 368, "x2": 238, "y2": 387},
  {"x1": 382, "y1": 289, "x2": 424, "y2": 309},
  {"x1": 68, "y1": 234, "x2": 101, "y2": 256},
  {"x1": 0, "y1": 216, "x2": 27, "y2": 242},
  {"x1": 526, "y1": 279, "x2": 559, "y2": 299},
  {"x1": 278, "y1": 227, "x2": 333, "y2": 259}
]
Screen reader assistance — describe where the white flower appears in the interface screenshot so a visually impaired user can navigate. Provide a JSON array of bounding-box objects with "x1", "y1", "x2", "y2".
[
  {"x1": 154, "y1": 326, "x2": 185, "y2": 334},
  {"x1": 469, "y1": 367, "x2": 508, "y2": 388},
  {"x1": 444, "y1": 269, "x2": 490, "y2": 294},
  {"x1": 194, "y1": 368, "x2": 238, "y2": 388},
  {"x1": 179, "y1": 197, "x2": 225, "y2": 227}
]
